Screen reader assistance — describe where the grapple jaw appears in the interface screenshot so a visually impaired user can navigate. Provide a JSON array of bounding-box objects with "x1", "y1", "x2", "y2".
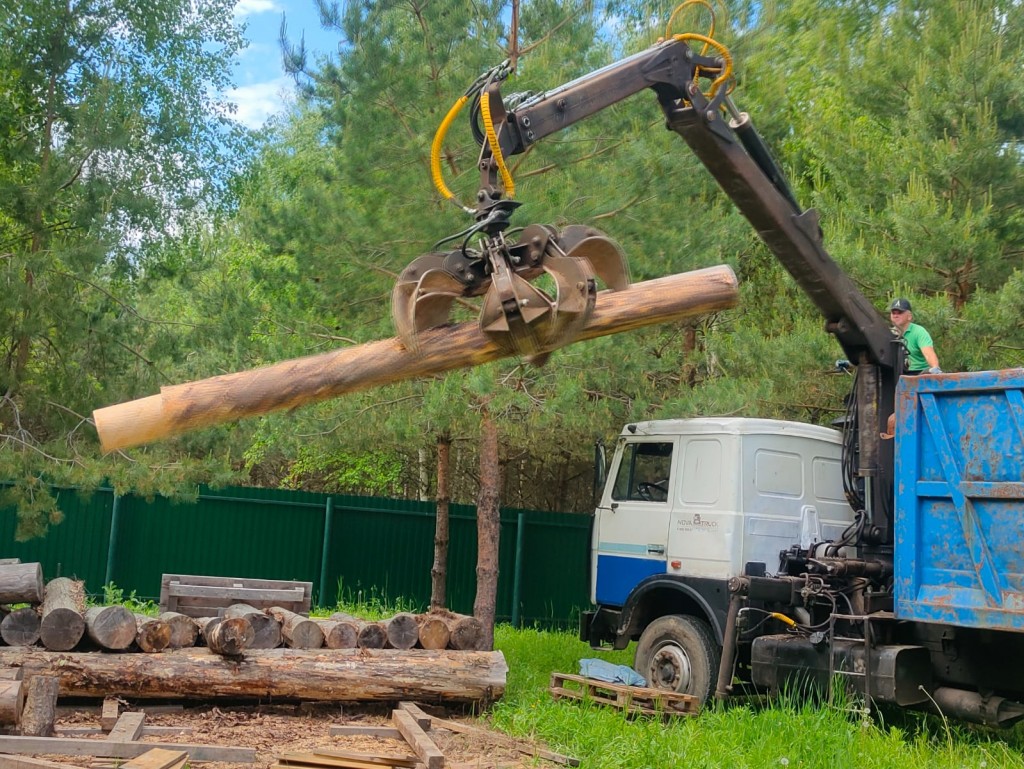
[{"x1": 392, "y1": 223, "x2": 629, "y2": 359}]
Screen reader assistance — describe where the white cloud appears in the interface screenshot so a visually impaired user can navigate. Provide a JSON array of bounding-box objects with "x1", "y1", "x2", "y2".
[
  {"x1": 234, "y1": 0, "x2": 281, "y2": 18},
  {"x1": 227, "y1": 77, "x2": 294, "y2": 128}
]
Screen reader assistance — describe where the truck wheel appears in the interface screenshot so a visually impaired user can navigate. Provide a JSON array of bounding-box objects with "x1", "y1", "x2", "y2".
[{"x1": 635, "y1": 615, "x2": 720, "y2": 704}]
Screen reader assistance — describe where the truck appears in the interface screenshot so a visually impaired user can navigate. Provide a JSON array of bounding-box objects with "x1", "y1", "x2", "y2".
[{"x1": 391, "y1": 28, "x2": 1024, "y2": 725}]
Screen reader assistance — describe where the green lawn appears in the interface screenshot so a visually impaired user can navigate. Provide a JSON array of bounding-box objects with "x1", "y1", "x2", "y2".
[{"x1": 486, "y1": 625, "x2": 1024, "y2": 769}]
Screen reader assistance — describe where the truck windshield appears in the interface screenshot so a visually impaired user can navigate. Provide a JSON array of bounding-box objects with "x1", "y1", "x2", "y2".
[{"x1": 612, "y1": 442, "x2": 673, "y2": 502}]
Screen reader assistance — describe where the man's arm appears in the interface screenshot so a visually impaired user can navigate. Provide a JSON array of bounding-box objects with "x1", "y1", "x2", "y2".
[{"x1": 922, "y1": 345, "x2": 940, "y2": 371}]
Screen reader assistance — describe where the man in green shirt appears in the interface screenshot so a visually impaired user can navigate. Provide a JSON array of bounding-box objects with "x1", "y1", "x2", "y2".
[{"x1": 889, "y1": 298, "x2": 941, "y2": 375}]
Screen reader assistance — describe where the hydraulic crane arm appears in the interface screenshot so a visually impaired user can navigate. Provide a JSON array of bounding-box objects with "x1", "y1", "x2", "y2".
[{"x1": 488, "y1": 38, "x2": 896, "y2": 368}]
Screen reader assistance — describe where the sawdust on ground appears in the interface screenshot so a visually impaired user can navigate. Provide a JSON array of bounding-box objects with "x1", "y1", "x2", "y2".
[{"x1": 32, "y1": 702, "x2": 571, "y2": 769}]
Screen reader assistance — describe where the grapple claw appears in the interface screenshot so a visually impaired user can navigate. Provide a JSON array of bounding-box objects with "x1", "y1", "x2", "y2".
[
  {"x1": 391, "y1": 223, "x2": 628, "y2": 360},
  {"x1": 392, "y1": 253, "x2": 466, "y2": 350}
]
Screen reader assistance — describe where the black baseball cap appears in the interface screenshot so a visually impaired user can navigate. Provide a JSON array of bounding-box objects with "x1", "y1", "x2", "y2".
[{"x1": 889, "y1": 298, "x2": 912, "y2": 312}]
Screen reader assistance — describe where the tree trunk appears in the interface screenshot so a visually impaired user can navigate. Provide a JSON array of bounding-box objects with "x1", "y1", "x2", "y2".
[
  {"x1": 84, "y1": 606, "x2": 136, "y2": 651},
  {"x1": 1, "y1": 648, "x2": 507, "y2": 705},
  {"x1": 1, "y1": 607, "x2": 41, "y2": 646},
  {"x1": 415, "y1": 614, "x2": 450, "y2": 651},
  {"x1": 199, "y1": 617, "x2": 254, "y2": 656},
  {"x1": 313, "y1": 619, "x2": 357, "y2": 650},
  {"x1": 159, "y1": 612, "x2": 199, "y2": 649},
  {"x1": 430, "y1": 434, "x2": 451, "y2": 611},
  {"x1": 266, "y1": 607, "x2": 323, "y2": 649},
  {"x1": 222, "y1": 604, "x2": 281, "y2": 649},
  {"x1": 134, "y1": 615, "x2": 171, "y2": 653},
  {"x1": 20, "y1": 675, "x2": 59, "y2": 737},
  {"x1": 0, "y1": 679, "x2": 24, "y2": 725},
  {"x1": 39, "y1": 578, "x2": 85, "y2": 652},
  {"x1": 473, "y1": 405, "x2": 501, "y2": 650},
  {"x1": 0, "y1": 562, "x2": 44, "y2": 604},
  {"x1": 384, "y1": 613, "x2": 419, "y2": 650},
  {"x1": 93, "y1": 267, "x2": 741, "y2": 451}
]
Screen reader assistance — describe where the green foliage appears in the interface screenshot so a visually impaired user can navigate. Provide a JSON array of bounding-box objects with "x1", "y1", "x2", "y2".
[
  {"x1": 94, "y1": 582, "x2": 158, "y2": 615},
  {"x1": 324, "y1": 579, "x2": 422, "y2": 619}
]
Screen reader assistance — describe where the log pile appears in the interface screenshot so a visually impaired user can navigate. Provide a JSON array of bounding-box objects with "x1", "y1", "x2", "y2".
[{"x1": 0, "y1": 561, "x2": 506, "y2": 709}]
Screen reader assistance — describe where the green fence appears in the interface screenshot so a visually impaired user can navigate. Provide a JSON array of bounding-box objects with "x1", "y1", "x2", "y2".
[{"x1": 0, "y1": 486, "x2": 593, "y2": 628}]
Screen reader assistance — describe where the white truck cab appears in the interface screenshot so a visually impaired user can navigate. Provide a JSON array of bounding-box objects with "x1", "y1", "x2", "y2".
[{"x1": 582, "y1": 417, "x2": 856, "y2": 701}]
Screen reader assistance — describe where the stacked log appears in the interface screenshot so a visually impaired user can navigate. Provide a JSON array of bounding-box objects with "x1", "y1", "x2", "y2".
[
  {"x1": 330, "y1": 613, "x2": 386, "y2": 649},
  {"x1": 1, "y1": 607, "x2": 41, "y2": 646},
  {"x1": 85, "y1": 605, "x2": 137, "y2": 651},
  {"x1": 0, "y1": 668, "x2": 24, "y2": 726},
  {"x1": 134, "y1": 614, "x2": 172, "y2": 653},
  {"x1": 267, "y1": 606, "x2": 323, "y2": 649},
  {"x1": 0, "y1": 562, "x2": 44, "y2": 604},
  {"x1": 39, "y1": 577, "x2": 86, "y2": 651},
  {"x1": 198, "y1": 617, "x2": 254, "y2": 656},
  {"x1": 314, "y1": 618, "x2": 358, "y2": 649},
  {"x1": 160, "y1": 611, "x2": 199, "y2": 648},
  {"x1": 384, "y1": 612, "x2": 419, "y2": 650},
  {"x1": 223, "y1": 604, "x2": 281, "y2": 649}
]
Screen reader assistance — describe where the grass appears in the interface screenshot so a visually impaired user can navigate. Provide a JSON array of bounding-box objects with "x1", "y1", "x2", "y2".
[{"x1": 486, "y1": 625, "x2": 1024, "y2": 769}]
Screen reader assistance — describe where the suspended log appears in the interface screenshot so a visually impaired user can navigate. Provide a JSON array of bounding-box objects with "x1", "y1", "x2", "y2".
[
  {"x1": 266, "y1": 607, "x2": 323, "y2": 649},
  {"x1": 20, "y1": 675, "x2": 59, "y2": 737},
  {"x1": 93, "y1": 266, "x2": 740, "y2": 451},
  {"x1": 134, "y1": 615, "x2": 171, "y2": 654},
  {"x1": 39, "y1": 578, "x2": 85, "y2": 652},
  {"x1": 159, "y1": 612, "x2": 199, "y2": 649},
  {"x1": 222, "y1": 604, "x2": 280, "y2": 649},
  {"x1": 1, "y1": 607, "x2": 41, "y2": 646},
  {"x1": 84, "y1": 606, "x2": 137, "y2": 651},
  {"x1": 0, "y1": 563, "x2": 44, "y2": 605},
  {"x1": 415, "y1": 614, "x2": 450, "y2": 651},
  {"x1": 198, "y1": 617, "x2": 253, "y2": 656},
  {"x1": 313, "y1": 619, "x2": 357, "y2": 650},
  {"x1": 0, "y1": 647, "x2": 507, "y2": 705},
  {"x1": 384, "y1": 613, "x2": 419, "y2": 650},
  {"x1": 0, "y1": 678, "x2": 23, "y2": 725}
]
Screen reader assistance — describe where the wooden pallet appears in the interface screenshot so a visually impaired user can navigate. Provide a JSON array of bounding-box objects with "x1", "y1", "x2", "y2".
[
  {"x1": 158, "y1": 574, "x2": 312, "y2": 617},
  {"x1": 548, "y1": 673, "x2": 699, "y2": 717}
]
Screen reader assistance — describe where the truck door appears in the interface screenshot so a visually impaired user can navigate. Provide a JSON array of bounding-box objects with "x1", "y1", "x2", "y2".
[{"x1": 593, "y1": 439, "x2": 675, "y2": 606}]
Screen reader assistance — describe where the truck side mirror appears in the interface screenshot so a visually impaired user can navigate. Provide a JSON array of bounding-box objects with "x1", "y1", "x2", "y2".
[{"x1": 593, "y1": 439, "x2": 607, "y2": 501}]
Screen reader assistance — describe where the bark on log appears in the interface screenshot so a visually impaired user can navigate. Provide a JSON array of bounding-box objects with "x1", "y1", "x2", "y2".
[
  {"x1": 1, "y1": 607, "x2": 41, "y2": 646},
  {"x1": 20, "y1": 675, "x2": 59, "y2": 737},
  {"x1": 93, "y1": 267, "x2": 740, "y2": 451},
  {"x1": 384, "y1": 613, "x2": 419, "y2": 650},
  {"x1": 198, "y1": 617, "x2": 253, "y2": 656},
  {"x1": 222, "y1": 604, "x2": 280, "y2": 649},
  {"x1": 134, "y1": 615, "x2": 171, "y2": 653},
  {"x1": 0, "y1": 679, "x2": 23, "y2": 725},
  {"x1": 266, "y1": 607, "x2": 323, "y2": 649},
  {"x1": 0, "y1": 563, "x2": 44, "y2": 605},
  {"x1": 84, "y1": 606, "x2": 138, "y2": 651},
  {"x1": 39, "y1": 578, "x2": 85, "y2": 652},
  {"x1": 0, "y1": 647, "x2": 507, "y2": 705},
  {"x1": 415, "y1": 614, "x2": 451, "y2": 651},
  {"x1": 313, "y1": 619, "x2": 357, "y2": 650},
  {"x1": 159, "y1": 612, "x2": 199, "y2": 649}
]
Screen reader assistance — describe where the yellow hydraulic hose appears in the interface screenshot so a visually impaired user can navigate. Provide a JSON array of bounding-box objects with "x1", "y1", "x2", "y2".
[
  {"x1": 673, "y1": 32, "x2": 733, "y2": 97},
  {"x1": 480, "y1": 91, "x2": 515, "y2": 198},
  {"x1": 430, "y1": 94, "x2": 469, "y2": 208}
]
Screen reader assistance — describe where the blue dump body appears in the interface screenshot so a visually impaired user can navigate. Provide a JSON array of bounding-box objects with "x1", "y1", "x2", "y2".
[{"x1": 895, "y1": 369, "x2": 1024, "y2": 632}]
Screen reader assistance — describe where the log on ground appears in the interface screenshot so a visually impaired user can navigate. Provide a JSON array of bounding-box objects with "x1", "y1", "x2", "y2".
[
  {"x1": 0, "y1": 678, "x2": 24, "y2": 725},
  {"x1": 93, "y1": 266, "x2": 740, "y2": 451},
  {"x1": 20, "y1": 675, "x2": 59, "y2": 737},
  {"x1": 39, "y1": 578, "x2": 86, "y2": 652},
  {"x1": 0, "y1": 647, "x2": 507, "y2": 705}
]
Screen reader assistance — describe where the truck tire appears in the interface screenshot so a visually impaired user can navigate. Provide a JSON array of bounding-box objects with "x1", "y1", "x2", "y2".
[{"x1": 635, "y1": 614, "x2": 720, "y2": 704}]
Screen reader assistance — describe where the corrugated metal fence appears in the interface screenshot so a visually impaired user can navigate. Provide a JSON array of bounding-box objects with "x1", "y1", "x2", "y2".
[{"x1": 0, "y1": 486, "x2": 593, "y2": 627}]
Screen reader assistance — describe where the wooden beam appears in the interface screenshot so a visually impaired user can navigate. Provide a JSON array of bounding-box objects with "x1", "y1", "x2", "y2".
[
  {"x1": 106, "y1": 712, "x2": 145, "y2": 742},
  {"x1": 93, "y1": 266, "x2": 739, "y2": 451},
  {"x1": 0, "y1": 735, "x2": 255, "y2": 763},
  {"x1": 0, "y1": 756, "x2": 89, "y2": 769},
  {"x1": 327, "y1": 726, "x2": 403, "y2": 739},
  {"x1": 120, "y1": 748, "x2": 188, "y2": 769},
  {"x1": 391, "y1": 710, "x2": 443, "y2": 769}
]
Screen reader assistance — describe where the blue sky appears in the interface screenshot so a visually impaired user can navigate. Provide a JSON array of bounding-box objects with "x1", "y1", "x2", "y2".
[{"x1": 229, "y1": 0, "x2": 339, "y2": 128}]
